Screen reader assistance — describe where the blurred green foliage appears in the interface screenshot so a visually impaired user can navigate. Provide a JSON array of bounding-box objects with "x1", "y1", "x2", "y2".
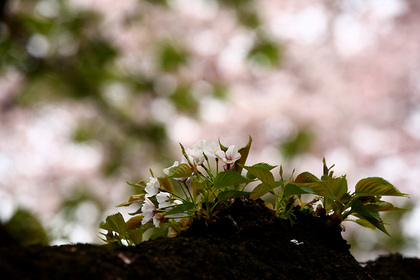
[
  {"x1": 0, "y1": 0, "x2": 283, "y2": 179},
  {"x1": 4, "y1": 208, "x2": 49, "y2": 246},
  {"x1": 0, "y1": 0, "x2": 414, "y2": 257},
  {"x1": 281, "y1": 127, "x2": 314, "y2": 159},
  {"x1": 157, "y1": 42, "x2": 189, "y2": 72},
  {"x1": 222, "y1": 0, "x2": 260, "y2": 28},
  {"x1": 50, "y1": 188, "x2": 105, "y2": 242},
  {"x1": 249, "y1": 36, "x2": 282, "y2": 67},
  {"x1": 0, "y1": 0, "x2": 283, "y2": 243}
]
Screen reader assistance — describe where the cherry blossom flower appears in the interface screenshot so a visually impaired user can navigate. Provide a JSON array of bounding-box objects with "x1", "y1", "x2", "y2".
[
  {"x1": 185, "y1": 146, "x2": 205, "y2": 165},
  {"x1": 169, "y1": 199, "x2": 185, "y2": 222},
  {"x1": 141, "y1": 198, "x2": 160, "y2": 227},
  {"x1": 156, "y1": 192, "x2": 186, "y2": 222},
  {"x1": 216, "y1": 145, "x2": 241, "y2": 164},
  {"x1": 202, "y1": 141, "x2": 221, "y2": 158},
  {"x1": 194, "y1": 139, "x2": 207, "y2": 150},
  {"x1": 156, "y1": 191, "x2": 174, "y2": 208},
  {"x1": 145, "y1": 177, "x2": 160, "y2": 198}
]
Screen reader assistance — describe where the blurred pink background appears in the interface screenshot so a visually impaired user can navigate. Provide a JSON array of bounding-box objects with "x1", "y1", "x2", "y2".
[{"x1": 1, "y1": 0, "x2": 419, "y2": 261}]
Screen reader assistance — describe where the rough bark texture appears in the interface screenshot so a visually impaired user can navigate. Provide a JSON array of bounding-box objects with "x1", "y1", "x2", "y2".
[{"x1": 0, "y1": 197, "x2": 418, "y2": 280}]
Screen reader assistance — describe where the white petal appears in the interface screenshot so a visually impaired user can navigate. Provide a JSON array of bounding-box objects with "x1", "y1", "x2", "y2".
[{"x1": 152, "y1": 216, "x2": 160, "y2": 227}]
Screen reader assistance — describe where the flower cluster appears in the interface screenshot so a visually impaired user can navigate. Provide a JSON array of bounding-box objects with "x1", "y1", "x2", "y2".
[
  {"x1": 100, "y1": 136, "x2": 408, "y2": 246},
  {"x1": 183, "y1": 139, "x2": 241, "y2": 169},
  {"x1": 140, "y1": 139, "x2": 243, "y2": 228}
]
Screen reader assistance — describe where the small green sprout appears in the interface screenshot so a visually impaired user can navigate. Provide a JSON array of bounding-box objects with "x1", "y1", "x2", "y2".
[
  {"x1": 100, "y1": 137, "x2": 408, "y2": 245},
  {"x1": 291, "y1": 159, "x2": 409, "y2": 235}
]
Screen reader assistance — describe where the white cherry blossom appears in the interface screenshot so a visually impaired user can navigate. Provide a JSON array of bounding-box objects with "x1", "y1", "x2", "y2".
[
  {"x1": 169, "y1": 199, "x2": 186, "y2": 222},
  {"x1": 141, "y1": 198, "x2": 160, "y2": 227},
  {"x1": 156, "y1": 192, "x2": 186, "y2": 222},
  {"x1": 145, "y1": 177, "x2": 160, "y2": 197},
  {"x1": 156, "y1": 191, "x2": 174, "y2": 208},
  {"x1": 194, "y1": 139, "x2": 207, "y2": 150},
  {"x1": 216, "y1": 145, "x2": 241, "y2": 164},
  {"x1": 202, "y1": 141, "x2": 221, "y2": 158},
  {"x1": 186, "y1": 146, "x2": 205, "y2": 165}
]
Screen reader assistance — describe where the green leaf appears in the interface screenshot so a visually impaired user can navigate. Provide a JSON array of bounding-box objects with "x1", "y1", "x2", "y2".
[
  {"x1": 323, "y1": 158, "x2": 335, "y2": 177},
  {"x1": 126, "y1": 180, "x2": 146, "y2": 188},
  {"x1": 350, "y1": 199, "x2": 389, "y2": 235},
  {"x1": 250, "y1": 182, "x2": 275, "y2": 200},
  {"x1": 214, "y1": 170, "x2": 251, "y2": 189},
  {"x1": 294, "y1": 172, "x2": 320, "y2": 184},
  {"x1": 100, "y1": 213, "x2": 126, "y2": 235},
  {"x1": 321, "y1": 175, "x2": 348, "y2": 200},
  {"x1": 355, "y1": 177, "x2": 407, "y2": 197},
  {"x1": 364, "y1": 201, "x2": 404, "y2": 212},
  {"x1": 179, "y1": 143, "x2": 192, "y2": 166},
  {"x1": 294, "y1": 172, "x2": 345, "y2": 202},
  {"x1": 147, "y1": 224, "x2": 170, "y2": 240},
  {"x1": 243, "y1": 165, "x2": 275, "y2": 186},
  {"x1": 126, "y1": 228, "x2": 143, "y2": 245},
  {"x1": 217, "y1": 190, "x2": 251, "y2": 202},
  {"x1": 117, "y1": 194, "x2": 144, "y2": 207},
  {"x1": 250, "y1": 162, "x2": 277, "y2": 170},
  {"x1": 283, "y1": 183, "x2": 314, "y2": 198},
  {"x1": 294, "y1": 172, "x2": 332, "y2": 199},
  {"x1": 128, "y1": 207, "x2": 143, "y2": 216},
  {"x1": 164, "y1": 163, "x2": 192, "y2": 178},
  {"x1": 163, "y1": 201, "x2": 195, "y2": 216},
  {"x1": 191, "y1": 176, "x2": 204, "y2": 197},
  {"x1": 349, "y1": 218, "x2": 377, "y2": 230},
  {"x1": 218, "y1": 138, "x2": 228, "y2": 152},
  {"x1": 245, "y1": 162, "x2": 277, "y2": 180}
]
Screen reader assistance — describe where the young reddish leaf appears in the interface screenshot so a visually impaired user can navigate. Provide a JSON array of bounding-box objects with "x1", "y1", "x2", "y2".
[
  {"x1": 117, "y1": 194, "x2": 144, "y2": 207},
  {"x1": 323, "y1": 158, "x2": 335, "y2": 177},
  {"x1": 158, "y1": 177, "x2": 175, "y2": 193},
  {"x1": 126, "y1": 215, "x2": 144, "y2": 231},
  {"x1": 232, "y1": 135, "x2": 252, "y2": 173},
  {"x1": 126, "y1": 180, "x2": 146, "y2": 188},
  {"x1": 218, "y1": 138, "x2": 228, "y2": 152}
]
